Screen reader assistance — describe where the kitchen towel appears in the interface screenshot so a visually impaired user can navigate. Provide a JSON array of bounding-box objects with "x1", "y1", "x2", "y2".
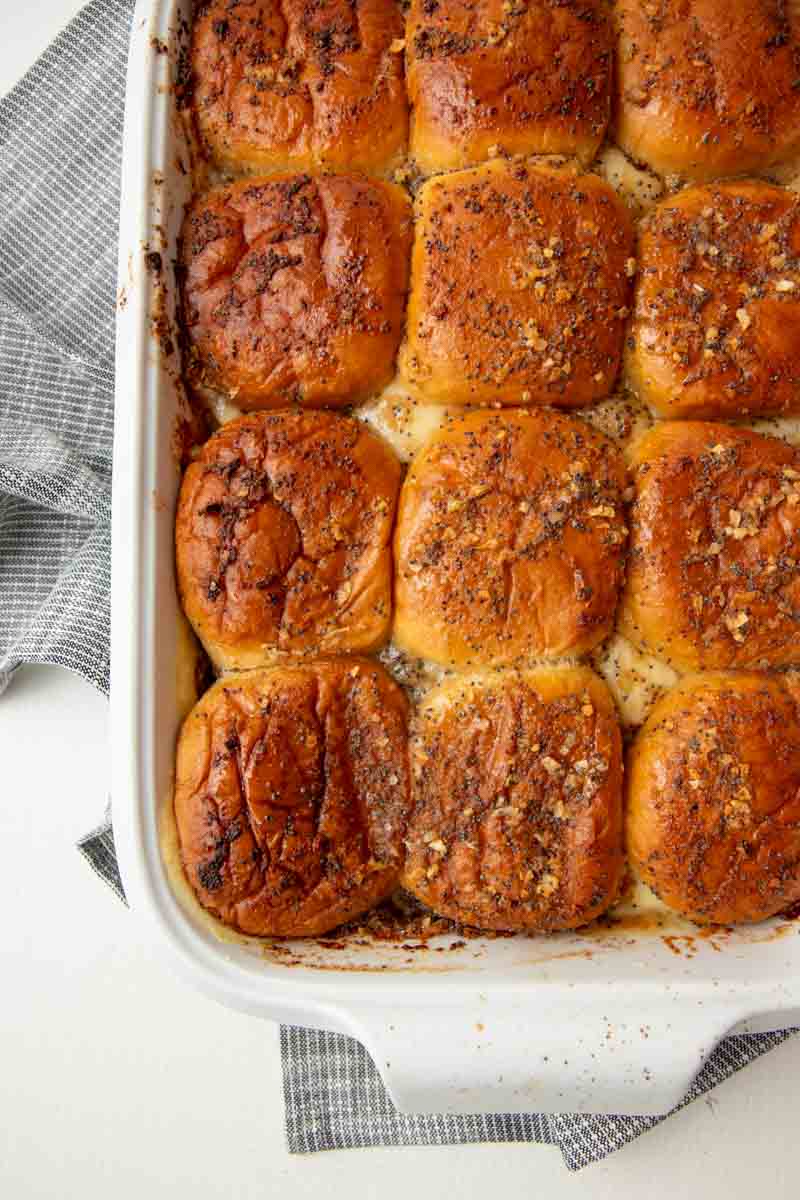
[{"x1": 0, "y1": 0, "x2": 796, "y2": 1172}]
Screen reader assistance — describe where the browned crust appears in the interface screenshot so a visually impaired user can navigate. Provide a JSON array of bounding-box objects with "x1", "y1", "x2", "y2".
[
  {"x1": 393, "y1": 408, "x2": 629, "y2": 667},
  {"x1": 191, "y1": 0, "x2": 408, "y2": 174},
  {"x1": 400, "y1": 158, "x2": 634, "y2": 407},
  {"x1": 180, "y1": 174, "x2": 412, "y2": 408},
  {"x1": 174, "y1": 659, "x2": 410, "y2": 937},
  {"x1": 176, "y1": 410, "x2": 402, "y2": 669},
  {"x1": 627, "y1": 671, "x2": 800, "y2": 924},
  {"x1": 627, "y1": 180, "x2": 800, "y2": 419},
  {"x1": 407, "y1": 0, "x2": 611, "y2": 173},
  {"x1": 612, "y1": 0, "x2": 800, "y2": 181},
  {"x1": 621, "y1": 421, "x2": 800, "y2": 671},
  {"x1": 402, "y1": 667, "x2": 624, "y2": 932}
]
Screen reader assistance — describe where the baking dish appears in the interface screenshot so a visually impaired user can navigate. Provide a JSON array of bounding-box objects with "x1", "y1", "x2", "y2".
[{"x1": 110, "y1": 0, "x2": 800, "y2": 1117}]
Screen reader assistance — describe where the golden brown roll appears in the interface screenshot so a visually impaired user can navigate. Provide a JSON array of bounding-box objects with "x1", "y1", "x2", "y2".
[
  {"x1": 627, "y1": 672, "x2": 800, "y2": 925},
  {"x1": 402, "y1": 667, "x2": 624, "y2": 932},
  {"x1": 176, "y1": 411, "x2": 401, "y2": 670},
  {"x1": 627, "y1": 180, "x2": 800, "y2": 420},
  {"x1": 400, "y1": 158, "x2": 634, "y2": 407},
  {"x1": 174, "y1": 659, "x2": 410, "y2": 937},
  {"x1": 393, "y1": 409, "x2": 629, "y2": 667},
  {"x1": 406, "y1": 0, "x2": 611, "y2": 173},
  {"x1": 621, "y1": 421, "x2": 800, "y2": 671},
  {"x1": 191, "y1": 0, "x2": 408, "y2": 174},
  {"x1": 613, "y1": 0, "x2": 800, "y2": 181},
  {"x1": 180, "y1": 174, "x2": 411, "y2": 408}
]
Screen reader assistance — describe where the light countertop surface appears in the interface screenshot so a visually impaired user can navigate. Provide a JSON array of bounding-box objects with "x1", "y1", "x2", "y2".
[{"x1": 1, "y1": 5, "x2": 799, "y2": 1197}]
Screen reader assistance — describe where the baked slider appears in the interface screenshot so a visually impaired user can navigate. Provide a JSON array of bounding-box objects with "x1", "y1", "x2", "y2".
[
  {"x1": 400, "y1": 158, "x2": 634, "y2": 407},
  {"x1": 402, "y1": 667, "x2": 624, "y2": 932},
  {"x1": 174, "y1": 660, "x2": 409, "y2": 937},
  {"x1": 627, "y1": 671, "x2": 800, "y2": 925},
  {"x1": 191, "y1": 0, "x2": 408, "y2": 175},
  {"x1": 627, "y1": 180, "x2": 800, "y2": 419},
  {"x1": 393, "y1": 409, "x2": 629, "y2": 667},
  {"x1": 621, "y1": 421, "x2": 800, "y2": 671},
  {"x1": 406, "y1": 0, "x2": 611, "y2": 173},
  {"x1": 613, "y1": 0, "x2": 800, "y2": 182},
  {"x1": 180, "y1": 174, "x2": 411, "y2": 408},
  {"x1": 176, "y1": 410, "x2": 401, "y2": 669}
]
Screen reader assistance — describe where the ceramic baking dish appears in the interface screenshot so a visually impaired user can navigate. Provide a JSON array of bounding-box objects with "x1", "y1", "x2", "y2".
[{"x1": 110, "y1": 0, "x2": 800, "y2": 1117}]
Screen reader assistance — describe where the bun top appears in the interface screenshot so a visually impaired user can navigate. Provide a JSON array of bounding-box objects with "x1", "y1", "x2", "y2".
[
  {"x1": 622, "y1": 420, "x2": 800, "y2": 671},
  {"x1": 176, "y1": 410, "x2": 401, "y2": 669},
  {"x1": 393, "y1": 408, "x2": 629, "y2": 667},
  {"x1": 613, "y1": 0, "x2": 800, "y2": 180},
  {"x1": 407, "y1": 0, "x2": 611, "y2": 172},
  {"x1": 402, "y1": 666, "x2": 624, "y2": 931},
  {"x1": 181, "y1": 174, "x2": 411, "y2": 408},
  {"x1": 401, "y1": 158, "x2": 634, "y2": 407},
  {"x1": 174, "y1": 659, "x2": 410, "y2": 937},
  {"x1": 627, "y1": 670, "x2": 800, "y2": 924},
  {"x1": 191, "y1": 0, "x2": 408, "y2": 174},
  {"x1": 627, "y1": 180, "x2": 800, "y2": 419}
]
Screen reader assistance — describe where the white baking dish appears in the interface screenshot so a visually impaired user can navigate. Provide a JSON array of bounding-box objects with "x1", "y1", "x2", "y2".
[{"x1": 111, "y1": 0, "x2": 800, "y2": 1117}]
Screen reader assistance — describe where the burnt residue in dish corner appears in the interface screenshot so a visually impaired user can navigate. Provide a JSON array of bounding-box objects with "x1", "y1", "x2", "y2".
[
  {"x1": 145, "y1": 249, "x2": 163, "y2": 276},
  {"x1": 143, "y1": 228, "x2": 210, "y2": 469},
  {"x1": 146, "y1": 239, "x2": 176, "y2": 360},
  {"x1": 173, "y1": 24, "x2": 194, "y2": 112},
  {"x1": 264, "y1": 889, "x2": 517, "y2": 964},
  {"x1": 193, "y1": 644, "x2": 214, "y2": 699}
]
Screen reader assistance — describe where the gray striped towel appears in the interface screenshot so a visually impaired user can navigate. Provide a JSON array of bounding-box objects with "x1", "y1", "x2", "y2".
[{"x1": 0, "y1": 0, "x2": 795, "y2": 1171}]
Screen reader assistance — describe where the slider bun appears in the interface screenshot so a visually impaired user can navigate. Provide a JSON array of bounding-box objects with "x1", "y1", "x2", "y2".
[
  {"x1": 402, "y1": 667, "x2": 624, "y2": 932},
  {"x1": 627, "y1": 180, "x2": 800, "y2": 419},
  {"x1": 613, "y1": 0, "x2": 800, "y2": 181},
  {"x1": 627, "y1": 672, "x2": 800, "y2": 925},
  {"x1": 191, "y1": 0, "x2": 408, "y2": 174},
  {"x1": 176, "y1": 411, "x2": 401, "y2": 670},
  {"x1": 174, "y1": 659, "x2": 409, "y2": 937},
  {"x1": 400, "y1": 158, "x2": 634, "y2": 407},
  {"x1": 393, "y1": 408, "x2": 629, "y2": 667},
  {"x1": 181, "y1": 174, "x2": 411, "y2": 408},
  {"x1": 621, "y1": 421, "x2": 800, "y2": 671},
  {"x1": 407, "y1": 0, "x2": 611, "y2": 173}
]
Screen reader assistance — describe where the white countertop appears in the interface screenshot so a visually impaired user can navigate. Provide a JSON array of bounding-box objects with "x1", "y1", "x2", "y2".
[{"x1": 1, "y1": 6, "x2": 798, "y2": 1197}]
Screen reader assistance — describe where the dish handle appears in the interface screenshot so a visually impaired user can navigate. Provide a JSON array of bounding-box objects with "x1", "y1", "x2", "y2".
[{"x1": 332, "y1": 993, "x2": 741, "y2": 1117}]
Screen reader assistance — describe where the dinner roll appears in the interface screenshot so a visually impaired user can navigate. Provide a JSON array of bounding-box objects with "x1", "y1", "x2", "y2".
[
  {"x1": 621, "y1": 421, "x2": 800, "y2": 670},
  {"x1": 394, "y1": 409, "x2": 629, "y2": 667},
  {"x1": 402, "y1": 667, "x2": 624, "y2": 932},
  {"x1": 191, "y1": 0, "x2": 408, "y2": 174},
  {"x1": 406, "y1": 0, "x2": 611, "y2": 173},
  {"x1": 175, "y1": 660, "x2": 409, "y2": 937},
  {"x1": 400, "y1": 158, "x2": 634, "y2": 407},
  {"x1": 627, "y1": 672, "x2": 800, "y2": 925},
  {"x1": 181, "y1": 174, "x2": 411, "y2": 408},
  {"x1": 613, "y1": 0, "x2": 800, "y2": 181},
  {"x1": 176, "y1": 411, "x2": 401, "y2": 670},
  {"x1": 627, "y1": 180, "x2": 800, "y2": 419}
]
